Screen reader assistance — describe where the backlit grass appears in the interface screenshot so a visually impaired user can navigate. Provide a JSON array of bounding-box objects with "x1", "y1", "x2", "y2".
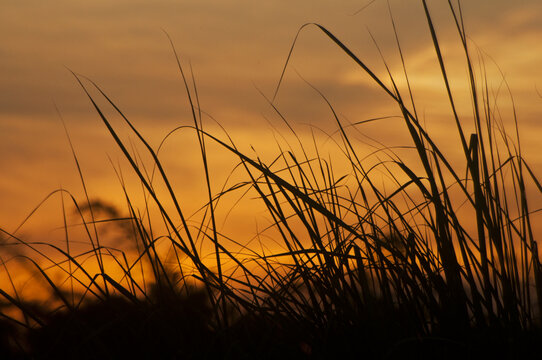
[{"x1": 1, "y1": 1, "x2": 541, "y2": 358}]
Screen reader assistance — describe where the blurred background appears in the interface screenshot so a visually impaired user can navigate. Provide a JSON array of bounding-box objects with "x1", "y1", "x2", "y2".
[{"x1": 1, "y1": 0, "x2": 541, "y2": 244}]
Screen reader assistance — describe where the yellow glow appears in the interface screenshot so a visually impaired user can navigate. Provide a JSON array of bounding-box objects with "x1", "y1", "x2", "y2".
[{"x1": 1, "y1": 1, "x2": 541, "y2": 305}]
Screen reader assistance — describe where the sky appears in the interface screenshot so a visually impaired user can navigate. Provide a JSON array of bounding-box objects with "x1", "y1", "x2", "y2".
[{"x1": 1, "y1": 0, "x2": 541, "y2": 243}]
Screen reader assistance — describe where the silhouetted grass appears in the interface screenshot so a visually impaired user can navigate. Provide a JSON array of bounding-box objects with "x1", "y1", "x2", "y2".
[{"x1": 1, "y1": 1, "x2": 541, "y2": 358}]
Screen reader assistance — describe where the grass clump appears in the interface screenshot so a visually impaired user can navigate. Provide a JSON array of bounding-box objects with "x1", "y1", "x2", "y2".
[{"x1": 1, "y1": 1, "x2": 541, "y2": 358}]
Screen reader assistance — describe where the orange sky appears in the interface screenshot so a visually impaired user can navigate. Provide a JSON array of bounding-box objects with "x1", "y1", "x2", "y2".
[{"x1": 1, "y1": 0, "x2": 541, "y2": 246}]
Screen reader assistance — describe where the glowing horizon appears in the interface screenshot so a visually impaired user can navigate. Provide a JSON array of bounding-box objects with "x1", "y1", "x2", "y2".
[{"x1": 1, "y1": 0, "x2": 541, "y2": 238}]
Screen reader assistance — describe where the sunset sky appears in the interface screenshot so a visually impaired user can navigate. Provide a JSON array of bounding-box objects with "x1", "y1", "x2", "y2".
[{"x1": 1, "y1": 0, "x2": 541, "y2": 240}]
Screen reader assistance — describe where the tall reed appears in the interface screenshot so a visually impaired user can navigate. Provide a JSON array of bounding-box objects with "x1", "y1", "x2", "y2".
[{"x1": 0, "y1": 0, "x2": 540, "y2": 358}]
